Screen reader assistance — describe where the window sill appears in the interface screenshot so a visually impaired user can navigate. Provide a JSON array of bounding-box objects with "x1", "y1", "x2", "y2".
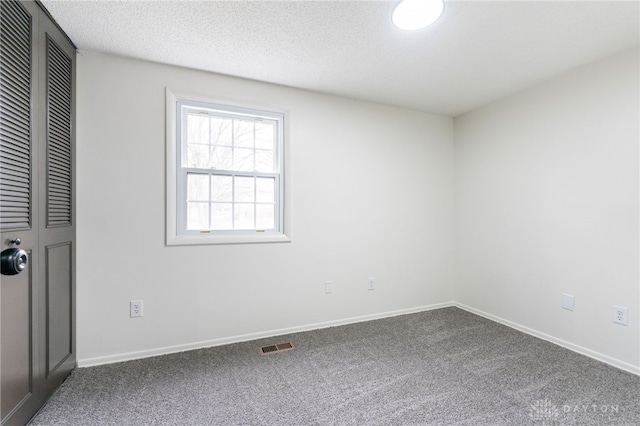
[{"x1": 166, "y1": 232, "x2": 291, "y2": 246}]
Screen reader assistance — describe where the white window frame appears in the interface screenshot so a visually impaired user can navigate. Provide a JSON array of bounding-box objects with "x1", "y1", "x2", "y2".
[{"x1": 166, "y1": 89, "x2": 290, "y2": 245}]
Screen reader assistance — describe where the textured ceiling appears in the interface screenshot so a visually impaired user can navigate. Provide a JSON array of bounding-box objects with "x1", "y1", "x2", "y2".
[{"x1": 41, "y1": 0, "x2": 639, "y2": 116}]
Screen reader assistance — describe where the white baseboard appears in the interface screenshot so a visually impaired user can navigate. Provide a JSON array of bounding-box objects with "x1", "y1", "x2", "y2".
[
  {"x1": 455, "y1": 302, "x2": 640, "y2": 376},
  {"x1": 78, "y1": 301, "x2": 455, "y2": 367},
  {"x1": 79, "y1": 301, "x2": 640, "y2": 376}
]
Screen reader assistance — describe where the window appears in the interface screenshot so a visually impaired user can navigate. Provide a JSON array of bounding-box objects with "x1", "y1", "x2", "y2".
[{"x1": 166, "y1": 90, "x2": 289, "y2": 245}]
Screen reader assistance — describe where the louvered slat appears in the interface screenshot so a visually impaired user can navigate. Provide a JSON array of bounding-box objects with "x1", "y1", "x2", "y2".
[
  {"x1": 0, "y1": 174, "x2": 30, "y2": 188},
  {"x1": 0, "y1": 0, "x2": 32, "y2": 230},
  {"x1": 0, "y1": 167, "x2": 29, "y2": 181},
  {"x1": 0, "y1": 130, "x2": 31, "y2": 155},
  {"x1": 46, "y1": 37, "x2": 72, "y2": 227},
  {"x1": 0, "y1": 107, "x2": 31, "y2": 137}
]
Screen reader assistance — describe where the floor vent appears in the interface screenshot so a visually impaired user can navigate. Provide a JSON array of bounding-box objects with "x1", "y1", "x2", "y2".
[{"x1": 259, "y1": 342, "x2": 295, "y2": 355}]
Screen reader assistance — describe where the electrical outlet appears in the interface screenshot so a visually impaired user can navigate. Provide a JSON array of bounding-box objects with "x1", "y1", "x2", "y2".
[
  {"x1": 612, "y1": 305, "x2": 628, "y2": 326},
  {"x1": 368, "y1": 277, "x2": 375, "y2": 291},
  {"x1": 130, "y1": 300, "x2": 143, "y2": 318},
  {"x1": 324, "y1": 281, "x2": 333, "y2": 294}
]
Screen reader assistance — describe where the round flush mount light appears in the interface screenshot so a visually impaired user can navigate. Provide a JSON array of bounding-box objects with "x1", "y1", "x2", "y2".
[{"x1": 392, "y1": 0, "x2": 444, "y2": 31}]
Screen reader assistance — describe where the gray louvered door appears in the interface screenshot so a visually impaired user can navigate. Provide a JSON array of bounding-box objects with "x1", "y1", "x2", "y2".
[
  {"x1": 38, "y1": 13, "x2": 76, "y2": 403},
  {"x1": 0, "y1": 2, "x2": 40, "y2": 424},
  {"x1": 1, "y1": 1, "x2": 75, "y2": 424}
]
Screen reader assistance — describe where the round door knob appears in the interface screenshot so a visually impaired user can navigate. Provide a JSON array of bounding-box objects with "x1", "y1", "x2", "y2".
[
  {"x1": 1, "y1": 248, "x2": 28, "y2": 275},
  {"x1": 10, "y1": 238, "x2": 22, "y2": 246}
]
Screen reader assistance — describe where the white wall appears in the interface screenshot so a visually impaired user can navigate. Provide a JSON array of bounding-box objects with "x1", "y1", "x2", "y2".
[
  {"x1": 77, "y1": 49, "x2": 639, "y2": 373},
  {"x1": 76, "y1": 52, "x2": 455, "y2": 364},
  {"x1": 454, "y1": 49, "x2": 639, "y2": 372}
]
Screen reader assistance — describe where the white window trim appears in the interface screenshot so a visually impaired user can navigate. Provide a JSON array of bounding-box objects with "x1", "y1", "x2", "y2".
[{"x1": 166, "y1": 88, "x2": 291, "y2": 246}]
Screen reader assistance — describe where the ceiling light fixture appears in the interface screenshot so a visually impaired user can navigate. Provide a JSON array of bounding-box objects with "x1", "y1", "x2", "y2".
[{"x1": 392, "y1": 0, "x2": 444, "y2": 31}]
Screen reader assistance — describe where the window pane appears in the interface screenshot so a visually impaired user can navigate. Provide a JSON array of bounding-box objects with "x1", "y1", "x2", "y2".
[
  {"x1": 233, "y1": 148, "x2": 254, "y2": 171},
  {"x1": 234, "y1": 204, "x2": 254, "y2": 229},
  {"x1": 211, "y1": 146, "x2": 233, "y2": 170},
  {"x1": 211, "y1": 175, "x2": 232, "y2": 202},
  {"x1": 256, "y1": 204, "x2": 275, "y2": 230},
  {"x1": 256, "y1": 178, "x2": 274, "y2": 203},
  {"x1": 234, "y1": 176, "x2": 254, "y2": 202},
  {"x1": 211, "y1": 117, "x2": 232, "y2": 146},
  {"x1": 234, "y1": 119, "x2": 253, "y2": 148},
  {"x1": 186, "y1": 113, "x2": 209, "y2": 144},
  {"x1": 186, "y1": 144, "x2": 210, "y2": 168},
  {"x1": 255, "y1": 121, "x2": 274, "y2": 150},
  {"x1": 176, "y1": 99, "x2": 284, "y2": 239},
  {"x1": 255, "y1": 150, "x2": 274, "y2": 173},
  {"x1": 211, "y1": 203, "x2": 233, "y2": 230},
  {"x1": 187, "y1": 202, "x2": 209, "y2": 230},
  {"x1": 187, "y1": 174, "x2": 209, "y2": 201}
]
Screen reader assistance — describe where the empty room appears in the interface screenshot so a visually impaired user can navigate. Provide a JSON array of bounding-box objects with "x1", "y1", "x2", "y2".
[{"x1": 1, "y1": 0, "x2": 639, "y2": 425}]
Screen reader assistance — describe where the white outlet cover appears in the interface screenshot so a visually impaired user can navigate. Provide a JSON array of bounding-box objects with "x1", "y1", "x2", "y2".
[
  {"x1": 612, "y1": 305, "x2": 628, "y2": 326},
  {"x1": 561, "y1": 293, "x2": 575, "y2": 311},
  {"x1": 324, "y1": 281, "x2": 333, "y2": 294},
  {"x1": 130, "y1": 300, "x2": 143, "y2": 318}
]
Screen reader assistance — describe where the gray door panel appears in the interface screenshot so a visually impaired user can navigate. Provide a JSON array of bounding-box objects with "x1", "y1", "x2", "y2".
[
  {"x1": 39, "y1": 9, "x2": 76, "y2": 395},
  {"x1": 0, "y1": 260, "x2": 33, "y2": 421},
  {"x1": 1, "y1": 1, "x2": 40, "y2": 424},
  {"x1": 1, "y1": 1, "x2": 75, "y2": 424},
  {"x1": 45, "y1": 243, "x2": 72, "y2": 376}
]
